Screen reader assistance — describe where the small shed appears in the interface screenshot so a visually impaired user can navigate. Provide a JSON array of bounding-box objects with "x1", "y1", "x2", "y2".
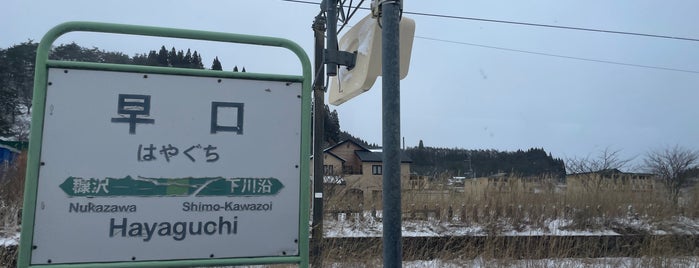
[{"x1": 0, "y1": 143, "x2": 20, "y2": 166}]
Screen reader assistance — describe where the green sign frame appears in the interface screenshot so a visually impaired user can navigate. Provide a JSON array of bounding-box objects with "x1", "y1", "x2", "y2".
[{"x1": 18, "y1": 21, "x2": 311, "y2": 268}]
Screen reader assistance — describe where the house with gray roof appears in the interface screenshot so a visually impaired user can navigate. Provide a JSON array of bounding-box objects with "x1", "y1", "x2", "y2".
[{"x1": 311, "y1": 139, "x2": 413, "y2": 208}]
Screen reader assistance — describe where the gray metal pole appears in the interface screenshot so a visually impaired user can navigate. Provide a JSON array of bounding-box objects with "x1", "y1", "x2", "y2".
[
  {"x1": 381, "y1": 1, "x2": 402, "y2": 267},
  {"x1": 311, "y1": 14, "x2": 326, "y2": 268}
]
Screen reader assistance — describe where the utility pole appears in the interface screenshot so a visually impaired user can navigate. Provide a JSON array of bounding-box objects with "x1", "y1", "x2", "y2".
[
  {"x1": 325, "y1": 0, "x2": 339, "y2": 76},
  {"x1": 314, "y1": 0, "x2": 357, "y2": 266},
  {"x1": 380, "y1": 1, "x2": 403, "y2": 267},
  {"x1": 311, "y1": 12, "x2": 326, "y2": 268}
]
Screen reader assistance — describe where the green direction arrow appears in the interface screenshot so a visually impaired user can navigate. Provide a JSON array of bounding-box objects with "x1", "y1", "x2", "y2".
[
  {"x1": 196, "y1": 177, "x2": 285, "y2": 197},
  {"x1": 59, "y1": 176, "x2": 284, "y2": 197}
]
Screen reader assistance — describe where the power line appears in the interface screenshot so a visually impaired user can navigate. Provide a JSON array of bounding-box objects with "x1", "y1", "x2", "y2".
[
  {"x1": 283, "y1": 0, "x2": 699, "y2": 74},
  {"x1": 281, "y1": 0, "x2": 699, "y2": 42},
  {"x1": 405, "y1": 11, "x2": 699, "y2": 43},
  {"x1": 416, "y1": 36, "x2": 699, "y2": 74}
]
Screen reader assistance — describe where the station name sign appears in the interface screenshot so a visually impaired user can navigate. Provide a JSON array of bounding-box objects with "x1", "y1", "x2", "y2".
[{"x1": 29, "y1": 69, "x2": 302, "y2": 264}]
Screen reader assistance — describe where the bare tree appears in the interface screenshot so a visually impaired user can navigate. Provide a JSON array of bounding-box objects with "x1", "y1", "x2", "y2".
[
  {"x1": 566, "y1": 147, "x2": 634, "y2": 174},
  {"x1": 644, "y1": 145, "x2": 699, "y2": 205},
  {"x1": 566, "y1": 147, "x2": 634, "y2": 190},
  {"x1": 10, "y1": 114, "x2": 30, "y2": 141},
  {"x1": 0, "y1": 152, "x2": 26, "y2": 230}
]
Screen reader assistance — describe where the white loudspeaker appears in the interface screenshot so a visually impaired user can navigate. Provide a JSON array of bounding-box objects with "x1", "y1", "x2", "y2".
[{"x1": 328, "y1": 14, "x2": 415, "y2": 106}]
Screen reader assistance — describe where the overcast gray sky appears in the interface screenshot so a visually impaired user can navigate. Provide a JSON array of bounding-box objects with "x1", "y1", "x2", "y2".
[{"x1": 3, "y1": 0, "x2": 698, "y2": 169}]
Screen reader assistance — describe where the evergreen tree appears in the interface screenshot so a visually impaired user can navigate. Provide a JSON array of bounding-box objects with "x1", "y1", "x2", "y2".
[
  {"x1": 0, "y1": 41, "x2": 242, "y2": 137},
  {"x1": 175, "y1": 50, "x2": 185, "y2": 67},
  {"x1": 211, "y1": 57, "x2": 222, "y2": 70},
  {"x1": 0, "y1": 48, "x2": 15, "y2": 137},
  {"x1": 323, "y1": 105, "x2": 340, "y2": 144},
  {"x1": 0, "y1": 41, "x2": 37, "y2": 138},
  {"x1": 406, "y1": 145, "x2": 566, "y2": 178},
  {"x1": 183, "y1": 49, "x2": 192, "y2": 67},
  {"x1": 51, "y1": 42, "x2": 99, "y2": 61},
  {"x1": 100, "y1": 51, "x2": 130, "y2": 64},
  {"x1": 167, "y1": 47, "x2": 177, "y2": 67},
  {"x1": 4, "y1": 42, "x2": 37, "y2": 115},
  {"x1": 146, "y1": 50, "x2": 159, "y2": 66},
  {"x1": 156, "y1": 46, "x2": 168, "y2": 66},
  {"x1": 192, "y1": 51, "x2": 204, "y2": 69},
  {"x1": 233, "y1": 66, "x2": 239, "y2": 72},
  {"x1": 131, "y1": 53, "x2": 148, "y2": 65}
]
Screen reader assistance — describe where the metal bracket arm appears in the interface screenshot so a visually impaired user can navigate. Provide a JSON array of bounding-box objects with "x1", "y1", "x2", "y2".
[{"x1": 324, "y1": 49, "x2": 357, "y2": 75}]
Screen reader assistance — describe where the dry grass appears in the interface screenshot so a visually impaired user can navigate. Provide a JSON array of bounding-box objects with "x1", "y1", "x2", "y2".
[
  {"x1": 0, "y1": 152, "x2": 25, "y2": 268},
  {"x1": 396, "y1": 175, "x2": 693, "y2": 233},
  {"x1": 317, "y1": 174, "x2": 699, "y2": 266}
]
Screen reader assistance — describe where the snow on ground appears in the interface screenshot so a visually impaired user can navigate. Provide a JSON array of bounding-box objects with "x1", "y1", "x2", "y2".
[
  {"x1": 3, "y1": 212, "x2": 699, "y2": 266},
  {"x1": 221, "y1": 257, "x2": 699, "y2": 268},
  {"x1": 2, "y1": 213, "x2": 699, "y2": 242},
  {"x1": 325, "y1": 217, "x2": 617, "y2": 237},
  {"x1": 234, "y1": 257, "x2": 699, "y2": 267},
  {"x1": 500, "y1": 219, "x2": 618, "y2": 236},
  {"x1": 3, "y1": 223, "x2": 699, "y2": 267},
  {"x1": 324, "y1": 211, "x2": 699, "y2": 237},
  {"x1": 402, "y1": 256, "x2": 699, "y2": 268},
  {"x1": 0, "y1": 232, "x2": 19, "y2": 247}
]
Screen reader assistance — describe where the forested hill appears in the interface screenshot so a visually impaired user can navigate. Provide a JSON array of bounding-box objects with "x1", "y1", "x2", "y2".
[
  {"x1": 406, "y1": 141, "x2": 566, "y2": 179},
  {"x1": 0, "y1": 41, "x2": 243, "y2": 139}
]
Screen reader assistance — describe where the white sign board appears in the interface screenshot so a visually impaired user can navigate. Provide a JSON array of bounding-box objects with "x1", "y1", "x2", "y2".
[
  {"x1": 328, "y1": 14, "x2": 415, "y2": 106},
  {"x1": 31, "y1": 68, "x2": 302, "y2": 264}
]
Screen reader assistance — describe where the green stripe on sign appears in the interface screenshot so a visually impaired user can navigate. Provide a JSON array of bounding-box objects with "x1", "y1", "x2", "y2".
[
  {"x1": 59, "y1": 176, "x2": 283, "y2": 197},
  {"x1": 166, "y1": 178, "x2": 191, "y2": 195}
]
